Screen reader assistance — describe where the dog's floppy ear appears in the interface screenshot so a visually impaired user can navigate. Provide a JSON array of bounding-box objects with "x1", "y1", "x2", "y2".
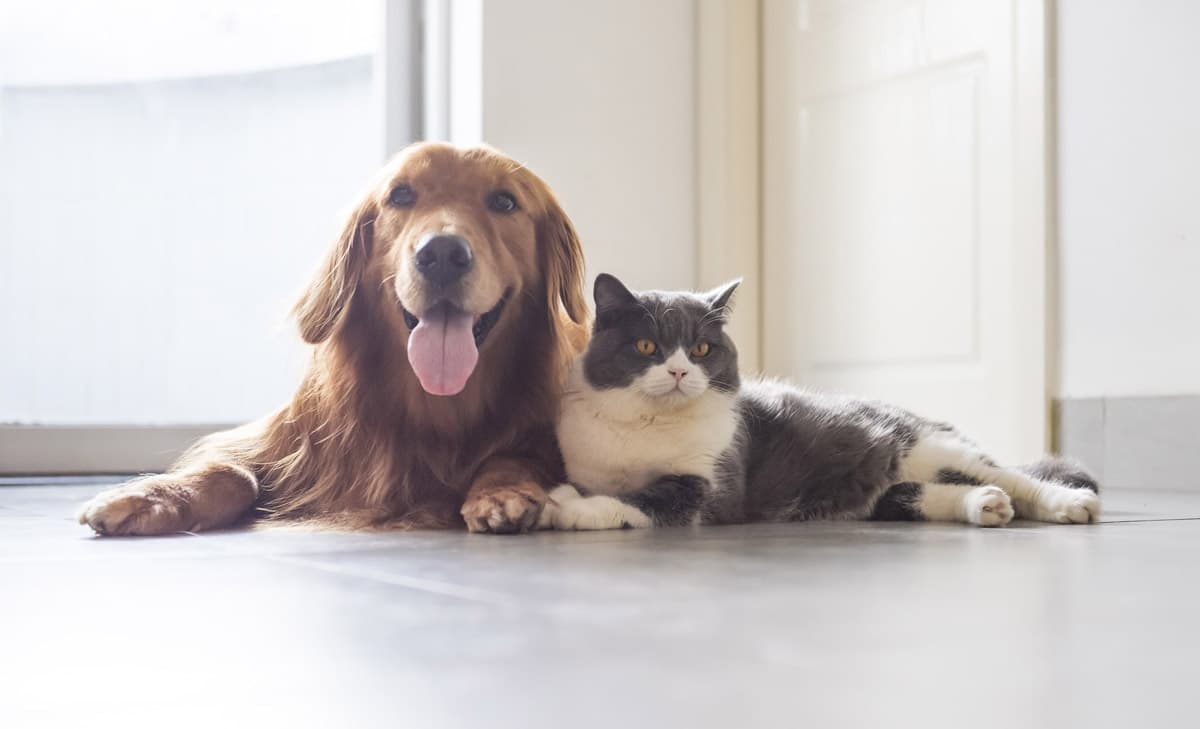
[
  {"x1": 538, "y1": 191, "x2": 587, "y2": 324},
  {"x1": 294, "y1": 194, "x2": 377, "y2": 344}
]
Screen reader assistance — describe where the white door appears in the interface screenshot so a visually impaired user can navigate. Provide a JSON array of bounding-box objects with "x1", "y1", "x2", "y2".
[{"x1": 761, "y1": 0, "x2": 1048, "y2": 463}]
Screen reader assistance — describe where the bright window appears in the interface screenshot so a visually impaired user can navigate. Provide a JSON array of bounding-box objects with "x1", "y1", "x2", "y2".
[{"x1": 0, "y1": 0, "x2": 396, "y2": 424}]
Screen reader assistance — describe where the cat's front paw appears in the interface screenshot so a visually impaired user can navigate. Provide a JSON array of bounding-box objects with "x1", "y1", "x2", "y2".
[
  {"x1": 962, "y1": 485, "x2": 1014, "y2": 527},
  {"x1": 537, "y1": 484, "x2": 582, "y2": 529},
  {"x1": 549, "y1": 494, "x2": 651, "y2": 531}
]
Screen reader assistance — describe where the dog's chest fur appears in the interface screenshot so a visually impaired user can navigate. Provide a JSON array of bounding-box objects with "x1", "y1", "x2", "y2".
[{"x1": 556, "y1": 365, "x2": 739, "y2": 495}]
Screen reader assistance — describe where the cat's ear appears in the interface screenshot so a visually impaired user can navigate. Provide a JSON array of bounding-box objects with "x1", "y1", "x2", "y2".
[
  {"x1": 593, "y1": 273, "x2": 638, "y2": 314},
  {"x1": 704, "y1": 278, "x2": 742, "y2": 320}
]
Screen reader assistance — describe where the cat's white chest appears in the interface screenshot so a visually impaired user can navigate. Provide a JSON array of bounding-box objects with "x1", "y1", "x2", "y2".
[{"x1": 556, "y1": 372, "x2": 739, "y2": 496}]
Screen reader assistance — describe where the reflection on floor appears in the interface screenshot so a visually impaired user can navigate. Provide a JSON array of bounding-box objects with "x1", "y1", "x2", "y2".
[{"x1": 2, "y1": 478, "x2": 1198, "y2": 729}]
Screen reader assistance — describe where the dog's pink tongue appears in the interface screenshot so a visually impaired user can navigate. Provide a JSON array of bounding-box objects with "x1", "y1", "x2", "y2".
[{"x1": 407, "y1": 306, "x2": 478, "y2": 396}]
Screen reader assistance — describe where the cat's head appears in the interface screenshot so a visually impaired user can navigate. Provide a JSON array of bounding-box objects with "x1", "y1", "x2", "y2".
[{"x1": 582, "y1": 273, "x2": 741, "y2": 406}]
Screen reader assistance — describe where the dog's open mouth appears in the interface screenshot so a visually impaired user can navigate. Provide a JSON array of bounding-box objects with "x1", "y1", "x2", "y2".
[{"x1": 402, "y1": 292, "x2": 509, "y2": 397}]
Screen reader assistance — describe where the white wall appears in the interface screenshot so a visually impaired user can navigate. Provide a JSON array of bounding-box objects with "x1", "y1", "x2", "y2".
[
  {"x1": 470, "y1": 0, "x2": 697, "y2": 293},
  {"x1": 1057, "y1": 0, "x2": 1200, "y2": 398}
]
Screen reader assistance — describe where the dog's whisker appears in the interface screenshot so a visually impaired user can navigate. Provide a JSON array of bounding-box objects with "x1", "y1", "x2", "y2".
[{"x1": 378, "y1": 272, "x2": 399, "y2": 293}]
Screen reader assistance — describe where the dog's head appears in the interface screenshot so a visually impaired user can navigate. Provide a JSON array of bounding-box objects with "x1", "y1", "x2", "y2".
[{"x1": 294, "y1": 143, "x2": 586, "y2": 396}]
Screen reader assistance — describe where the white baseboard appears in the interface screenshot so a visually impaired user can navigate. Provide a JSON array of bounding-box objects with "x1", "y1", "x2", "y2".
[{"x1": 0, "y1": 424, "x2": 235, "y2": 475}]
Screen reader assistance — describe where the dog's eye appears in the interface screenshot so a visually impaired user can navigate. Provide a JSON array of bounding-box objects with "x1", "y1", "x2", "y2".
[
  {"x1": 388, "y1": 184, "x2": 417, "y2": 207},
  {"x1": 635, "y1": 339, "x2": 657, "y2": 356},
  {"x1": 690, "y1": 341, "x2": 711, "y2": 358},
  {"x1": 487, "y1": 191, "x2": 518, "y2": 214}
]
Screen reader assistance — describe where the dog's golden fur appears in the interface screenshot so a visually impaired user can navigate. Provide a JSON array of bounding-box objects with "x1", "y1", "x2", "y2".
[{"x1": 79, "y1": 143, "x2": 588, "y2": 535}]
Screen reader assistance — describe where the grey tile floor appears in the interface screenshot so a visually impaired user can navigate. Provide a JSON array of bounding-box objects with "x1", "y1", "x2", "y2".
[{"x1": 2, "y1": 479, "x2": 1198, "y2": 729}]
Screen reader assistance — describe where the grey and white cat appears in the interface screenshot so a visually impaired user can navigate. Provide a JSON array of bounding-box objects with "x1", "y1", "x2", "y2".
[{"x1": 542, "y1": 273, "x2": 1101, "y2": 531}]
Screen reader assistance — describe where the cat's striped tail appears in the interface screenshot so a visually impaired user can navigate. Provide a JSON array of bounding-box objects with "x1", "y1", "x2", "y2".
[{"x1": 1017, "y1": 456, "x2": 1100, "y2": 493}]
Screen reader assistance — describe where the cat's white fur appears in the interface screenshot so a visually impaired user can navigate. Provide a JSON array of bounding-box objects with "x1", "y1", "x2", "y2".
[{"x1": 555, "y1": 348, "x2": 738, "y2": 497}]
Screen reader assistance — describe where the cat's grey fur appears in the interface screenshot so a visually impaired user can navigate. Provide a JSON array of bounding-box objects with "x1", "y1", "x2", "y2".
[{"x1": 542, "y1": 274, "x2": 1101, "y2": 531}]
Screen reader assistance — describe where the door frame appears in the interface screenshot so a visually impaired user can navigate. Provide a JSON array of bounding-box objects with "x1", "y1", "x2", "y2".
[
  {"x1": 695, "y1": 0, "x2": 762, "y2": 373},
  {"x1": 1018, "y1": 0, "x2": 1054, "y2": 451}
]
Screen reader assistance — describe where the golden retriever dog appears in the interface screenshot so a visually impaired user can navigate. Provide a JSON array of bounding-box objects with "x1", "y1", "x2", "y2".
[{"x1": 78, "y1": 143, "x2": 587, "y2": 535}]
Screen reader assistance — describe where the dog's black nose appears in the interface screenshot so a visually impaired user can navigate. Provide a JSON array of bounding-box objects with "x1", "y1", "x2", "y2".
[{"x1": 414, "y1": 234, "x2": 473, "y2": 287}]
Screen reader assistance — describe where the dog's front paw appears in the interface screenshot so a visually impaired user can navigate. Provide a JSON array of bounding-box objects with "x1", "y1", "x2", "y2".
[
  {"x1": 461, "y1": 482, "x2": 546, "y2": 534},
  {"x1": 78, "y1": 477, "x2": 192, "y2": 536}
]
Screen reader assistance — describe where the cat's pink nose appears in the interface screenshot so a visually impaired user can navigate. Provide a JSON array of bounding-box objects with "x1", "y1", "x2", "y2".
[{"x1": 669, "y1": 368, "x2": 688, "y2": 382}]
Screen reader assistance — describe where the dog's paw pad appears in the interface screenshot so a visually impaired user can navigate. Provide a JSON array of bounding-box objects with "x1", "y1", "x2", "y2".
[{"x1": 462, "y1": 484, "x2": 546, "y2": 534}]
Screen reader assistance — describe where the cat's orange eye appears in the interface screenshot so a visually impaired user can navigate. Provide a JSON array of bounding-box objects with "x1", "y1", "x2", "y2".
[
  {"x1": 691, "y1": 341, "x2": 711, "y2": 358},
  {"x1": 635, "y1": 338, "x2": 657, "y2": 356}
]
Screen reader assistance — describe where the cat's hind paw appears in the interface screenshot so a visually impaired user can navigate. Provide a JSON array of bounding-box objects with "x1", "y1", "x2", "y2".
[
  {"x1": 1039, "y1": 486, "x2": 1101, "y2": 524},
  {"x1": 962, "y1": 485, "x2": 1014, "y2": 527}
]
